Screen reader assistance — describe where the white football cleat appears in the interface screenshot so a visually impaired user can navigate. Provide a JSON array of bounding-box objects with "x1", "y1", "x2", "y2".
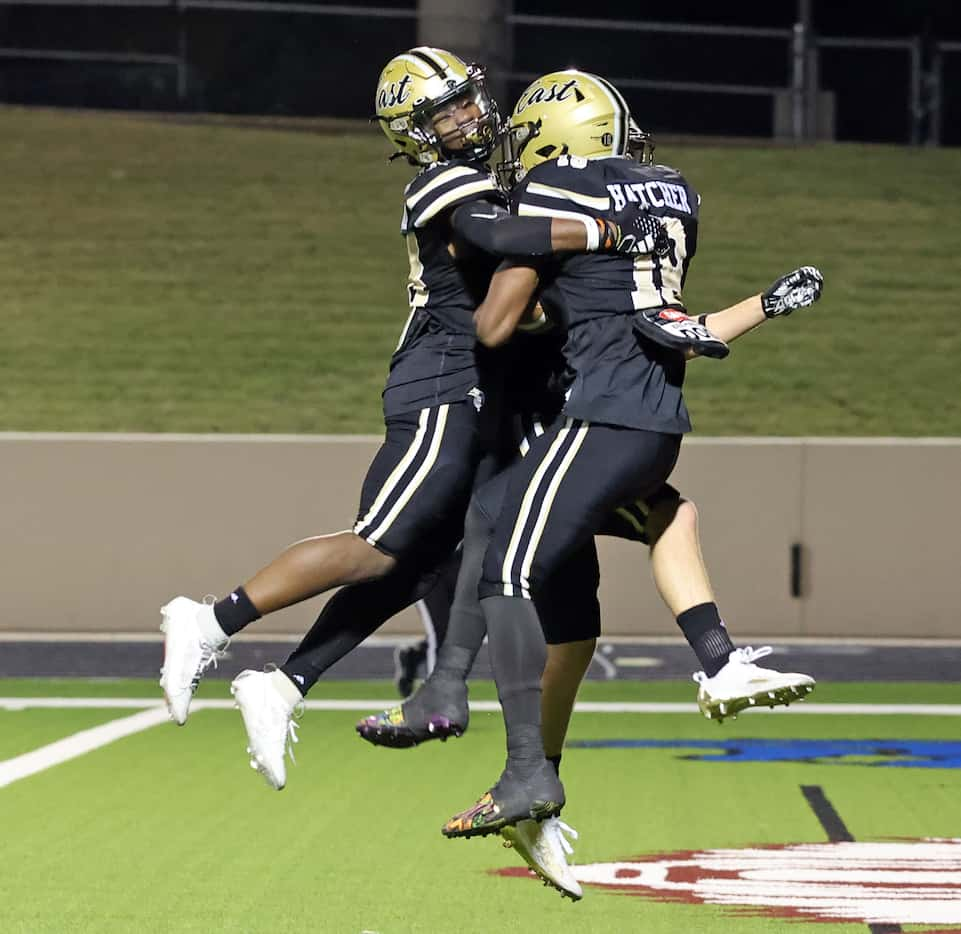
[
  {"x1": 693, "y1": 646, "x2": 815, "y2": 723},
  {"x1": 231, "y1": 669, "x2": 301, "y2": 791},
  {"x1": 159, "y1": 596, "x2": 228, "y2": 725},
  {"x1": 502, "y1": 817, "x2": 583, "y2": 901}
]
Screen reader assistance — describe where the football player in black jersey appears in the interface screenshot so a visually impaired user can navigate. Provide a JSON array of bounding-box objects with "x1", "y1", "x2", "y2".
[
  {"x1": 413, "y1": 70, "x2": 824, "y2": 840},
  {"x1": 156, "y1": 48, "x2": 658, "y2": 788}
]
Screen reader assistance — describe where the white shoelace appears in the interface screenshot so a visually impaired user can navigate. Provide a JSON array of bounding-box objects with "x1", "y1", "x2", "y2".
[
  {"x1": 692, "y1": 645, "x2": 774, "y2": 685},
  {"x1": 547, "y1": 819, "x2": 579, "y2": 858},
  {"x1": 194, "y1": 594, "x2": 230, "y2": 683},
  {"x1": 285, "y1": 707, "x2": 302, "y2": 764}
]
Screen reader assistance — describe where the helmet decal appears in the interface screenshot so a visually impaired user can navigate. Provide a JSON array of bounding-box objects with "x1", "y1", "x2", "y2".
[
  {"x1": 374, "y1": 47, "x2": 502, "y2": 167},
  {"x1": 497, "y1": 70, "x2": 649, "y2": 186}
]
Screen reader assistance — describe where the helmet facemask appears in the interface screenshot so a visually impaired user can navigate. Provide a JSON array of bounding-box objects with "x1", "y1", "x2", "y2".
[
  {"x1": 627, "y1": 118, "x2": 655, "y2": 166},
  {"x1": 407, "y1": 68, "x2": 501, "y2": 164},
  {"x1": 495, "y1": 119, "x2": 541, "y2": 188}
]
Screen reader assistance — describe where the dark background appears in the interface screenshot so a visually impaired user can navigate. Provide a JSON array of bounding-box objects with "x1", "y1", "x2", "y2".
[{"x1": 1, "y1": 0, "x2": 959, "y2": 144}]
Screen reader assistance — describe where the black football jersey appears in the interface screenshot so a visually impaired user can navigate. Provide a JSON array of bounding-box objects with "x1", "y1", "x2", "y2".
[
  {"x1": 383, "y1": 161, "x2": 506, "y2": 418},
  {"x1": 511, "y1": 156, "x2": 696, "y2": 434}
]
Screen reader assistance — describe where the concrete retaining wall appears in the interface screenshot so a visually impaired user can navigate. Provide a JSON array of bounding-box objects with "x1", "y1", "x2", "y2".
[{"x1": 1, "y1": 434, "x2": 957, "y2": 638}]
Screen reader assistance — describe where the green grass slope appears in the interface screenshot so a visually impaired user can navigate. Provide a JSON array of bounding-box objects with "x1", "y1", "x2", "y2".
[{"x1": 2, "y1": 107, "x2": 959, "y2": 434}]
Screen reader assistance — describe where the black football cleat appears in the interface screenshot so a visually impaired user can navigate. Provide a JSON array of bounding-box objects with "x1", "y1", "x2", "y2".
[
  {"x1": 442, "y1": 762, "x2": 565, "y2": 839},
  {"x1": 393, "y1": 640, "x2": 427, "y2": 698},
  {"x1": 356, "y1": 674, "x2": 469, "y2": 748}
]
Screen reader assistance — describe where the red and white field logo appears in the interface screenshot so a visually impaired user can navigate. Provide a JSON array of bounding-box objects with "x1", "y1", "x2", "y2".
[{"x1": 501, "y1": 839, "x2": 961, "y2": 926}]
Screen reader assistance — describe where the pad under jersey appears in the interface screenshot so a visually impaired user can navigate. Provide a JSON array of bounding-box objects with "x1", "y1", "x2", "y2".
[
  {"x1": 512, "y1": 155, "x2": 700, "y2": 435},
  {"x1": 382, "y1": 161, "x2": 505, "y2": 418}
]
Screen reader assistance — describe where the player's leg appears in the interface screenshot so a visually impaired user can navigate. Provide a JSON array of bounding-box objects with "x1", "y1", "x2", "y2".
[
  {"x1": 603, "y1": 490, "x2": 814, "y2": 722},
  {"x1": 159, "y1": 407, "x2": 449, "y2": 724},
  {"x1": 498, "y1": 544, "x2": 599, "y2": 901},
  {"x1": 444, "y1": 420, "x2": 680, "y2": 837},
  {"x1": 356, "y1": 494, "x2": 494, "y2": 747},
  {"x1": 393, "y1": 547, "x2": 461, "y2": 696},
  {"x1": 535, "y1": 541, "x2": 601, "y2": 761},
  {"x1": 227, "y1": 404, "x2": 481, "y2": 785}
]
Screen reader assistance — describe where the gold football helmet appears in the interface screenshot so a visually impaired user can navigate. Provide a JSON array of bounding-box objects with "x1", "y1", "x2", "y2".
[
  {"x1": 498, "y1": 70, "x2": 654, "y2": 185},
  {"x1": 374, "y1": 47, "x2": 501, "y2": 166}
]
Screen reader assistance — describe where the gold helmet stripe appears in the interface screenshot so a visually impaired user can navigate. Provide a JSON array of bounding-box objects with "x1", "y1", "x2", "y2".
[{"x1": 590, "y1": 73, "x2": 630, "y2": 156}]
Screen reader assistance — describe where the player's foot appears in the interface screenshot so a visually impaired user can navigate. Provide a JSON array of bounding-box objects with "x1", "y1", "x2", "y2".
[
  {"x1": 159, "y1": 596, "x2": 228, "y2": 725},
  {"x1": 393, "y1": 640, "x2": 427, "y2": 697},
  {"x1": 635, "y1": 308, "x2": 730, "y2": 359},
  {"x1": 693, "y1": 646, "x2": 815, "y2": 723},
  {"x1": 502, "y1": 817, "x2": 583, "y2": 901},
  {"x1": 356, "y1": 673, "x2": 468, "y2": 748},
  {"x1": 230, "y1": 669, "x2": 302, "y2": 790},
  {"x1": 443, "y1": 761, "x2": 565, "y2": 838}
]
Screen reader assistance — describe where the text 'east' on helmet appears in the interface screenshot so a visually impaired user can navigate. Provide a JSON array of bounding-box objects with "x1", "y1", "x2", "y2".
[
  {"x1": 374, "y1": 47, "x2": 501, "y2": 166},
  {"x1": 498, "y1": 69, "x2": 654, "y2": 185}
]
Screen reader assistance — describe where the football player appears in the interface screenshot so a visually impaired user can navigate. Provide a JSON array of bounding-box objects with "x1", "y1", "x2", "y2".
[
  {"x1": 354, "y1": 70, "x2": 823, "y2": 844},
  {"x1": 157, "y1": 49, "x2": 656, "y2": 776}
]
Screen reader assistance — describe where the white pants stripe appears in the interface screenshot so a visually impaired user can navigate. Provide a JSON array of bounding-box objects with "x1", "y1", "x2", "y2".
[
  {"x1": 354, "y1": 404, "x2": 449, "y2": 546},
  {"x1": 500, "y1": 417, "x2": 581, "y2": 597},
  {"x1": 517, "y1": 422, "x2": 590, "y2": 597}
]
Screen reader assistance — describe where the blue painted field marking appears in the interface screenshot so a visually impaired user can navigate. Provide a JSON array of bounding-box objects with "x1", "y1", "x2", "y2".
[{"x1": 566, "y1": 738, "x2": 961, "y2": 768}]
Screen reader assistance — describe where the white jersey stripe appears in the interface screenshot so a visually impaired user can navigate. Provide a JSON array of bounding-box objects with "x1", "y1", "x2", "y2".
[
  {"x1": 415, "y1": 179, "x2": 497, "y2": 227},
  {"x1": 500, "y1": 419, "x2": 575, "y2": 597},
  {"x1": 526, "y1": 181, "x2": 611, "y2": 211},
  {"x1": 354, "y1": 407, "x2": 432, "y2": 537},
  {"x1": 365, "y1": 404, "x2": 450, "y2": 544},
  {"x1": 517, "y1": 421, "x2": 589, "y2": 597}
]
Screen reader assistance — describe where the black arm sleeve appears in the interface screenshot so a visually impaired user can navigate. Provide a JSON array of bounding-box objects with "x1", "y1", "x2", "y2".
[{"x1": 450, "y1": 202, "x2": 555, "y2": 257}]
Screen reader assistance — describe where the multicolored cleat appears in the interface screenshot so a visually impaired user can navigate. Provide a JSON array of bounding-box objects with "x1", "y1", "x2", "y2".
[
  {"x1": 355, "y1": 705, "x2": 464, "y2": 748},
  {"x1": 442, "y1": 763, "x2": 565, "y2": 839},
  {"x1": 356, "y1": 674, "x2": 469, "y2": 748}
]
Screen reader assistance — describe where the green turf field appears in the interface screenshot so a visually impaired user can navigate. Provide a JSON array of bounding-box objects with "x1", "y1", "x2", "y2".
[
  {"x1": 3, "y1": 678, "x2": 960, "y2": 933},
  {"x1": 2, "y1": 107, "x2": 959, "y2": 436}
]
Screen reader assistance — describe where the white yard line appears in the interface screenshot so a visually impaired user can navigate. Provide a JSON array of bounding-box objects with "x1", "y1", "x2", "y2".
[
  {"x1": 3, "y1": 698, "x2": 961, "y2": 715},
  {"x1": 0, "y1": 706, "x2": 170, "y2": 788},
  {"x1": 4, "y1": 632, "x2": 961, "y2": 647},
  {"x1": 3, "y1": 697, "x2": 959, "y2": 790}
]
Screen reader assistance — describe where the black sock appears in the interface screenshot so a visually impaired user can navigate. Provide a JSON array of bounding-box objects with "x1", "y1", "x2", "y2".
[
  {"x1": 429, "y1": 501, "x2": 493, "y2": 681},
  {"x1": 547, "y1": 754, "x2": 562, "y2": 777},
  {"x1": 482, "y1": 595, "x2": 547, "y2": 777},
  {"x1": 282, "y1": 565, "x2": 427, "y2": 696},
  {"x1": 213, "y1": 586, "x2": 261, "y2": 636},
  {"x1": 676, "y1": 602, "x2": 734, "y2": 678}
]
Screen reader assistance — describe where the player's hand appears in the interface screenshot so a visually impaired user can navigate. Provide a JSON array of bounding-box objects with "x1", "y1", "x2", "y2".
[
  {"x1": 596, "y1": 214, "x2": 670, "y2": 256},
  {"x1": 761, "y1": 266, "x2": 824, "y2": 318}
]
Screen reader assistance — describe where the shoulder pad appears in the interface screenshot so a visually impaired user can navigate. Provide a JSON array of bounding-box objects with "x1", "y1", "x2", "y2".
[
  {"x1": 513, "y1": 158, "x2": 611, "y2": 218},
  {"x1": 404, "y1": 163, "x2": 504, "y2": 230}
]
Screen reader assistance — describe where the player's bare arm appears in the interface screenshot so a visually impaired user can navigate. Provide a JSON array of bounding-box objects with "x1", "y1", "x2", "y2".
[
  {"x1": 685, "y1": 266, "x2": 825, "y2": 359},
  {"x1": 473, "y1": 260, "x2": 540, "y2": 347}
]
